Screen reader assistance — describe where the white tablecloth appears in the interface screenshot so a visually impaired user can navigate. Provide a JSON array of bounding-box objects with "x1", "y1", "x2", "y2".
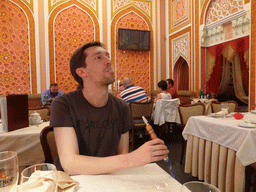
[
  {"x1": 154, "y1": 98, "x2": 181, "y2": 126},
  {"x1": 0, "y1": 122, "x2": 49, "y2": 166},
  {"x1": 183, "y1": 113, "x2": 256, "y2": 166},
  {"x1": 71, "y1": 163, "x2": 186, "y2": 192}
]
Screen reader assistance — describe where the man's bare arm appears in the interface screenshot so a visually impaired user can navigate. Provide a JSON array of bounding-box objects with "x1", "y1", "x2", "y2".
[{"x1": 54, "y1": 127, "x2": 169, "y2": 175}]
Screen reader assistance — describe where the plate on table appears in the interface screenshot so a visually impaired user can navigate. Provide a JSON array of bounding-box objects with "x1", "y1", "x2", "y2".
[
  {"x1": 245, "y1": 120, "x2": 256, "y2": 124},
  {"x1": 209, "y1": 113, "x2": 223, "y2": 118},
  {"x1": 237, "y1": 122, "x2": 256, "y2": 128},
  {"x1": 251, "y1": 110, "x2": 256, "y2": 114}
]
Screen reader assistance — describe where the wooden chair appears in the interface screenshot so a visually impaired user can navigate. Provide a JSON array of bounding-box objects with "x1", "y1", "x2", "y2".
[
  {"x1": 211, "y1": 100, "x2": 238, "y2": 113},
  {"x1": 178, "y1": 103, "x2": 206, "y2": 164},
  {"x1": 129, "y1": 100, "x2": 154, "y2": 150},
  {"x1": 40, "y1": 126, "x2": 57, "y2": 164}
]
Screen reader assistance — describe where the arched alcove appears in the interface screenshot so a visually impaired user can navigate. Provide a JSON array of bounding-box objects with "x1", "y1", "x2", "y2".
[
  {"x1": 174, "y1": 56, "x2": 189, "y2": 91},
  {"x1": 48, "y1": 1, "x2": 99, "y2": 92}
]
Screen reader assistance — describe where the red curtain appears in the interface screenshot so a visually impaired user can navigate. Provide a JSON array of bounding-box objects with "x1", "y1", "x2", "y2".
[
  {"x1": 206, "y1": 42, "x2": 228, "y2": 94},
  {"x1": 230, "y1": 36, "x2": 249, "y2": 92},
  {"x1": 206, "y1": 36, "x2": 249, "y2": 94}
]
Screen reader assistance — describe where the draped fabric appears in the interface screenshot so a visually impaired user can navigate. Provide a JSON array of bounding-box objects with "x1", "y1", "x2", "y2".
[
  {"x1": 218, "y1": 58, "x2": 230, "y2": 95},
  {"x1": 232, "y1": 53, "x2": 249, "y2": 104},
  {"x1": 206, "y1": 54, "x2": 224, "y2": 94},
  {"x1": 205, "y1": 36, "x2": 249, "y2": 104}
]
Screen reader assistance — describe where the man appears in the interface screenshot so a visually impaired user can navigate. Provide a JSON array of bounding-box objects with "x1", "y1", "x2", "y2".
[
  {"x1": 50, "y1": 42, "x2": 169, "y2": 175},
  {"x1": 166, "y1": 79, "x2": 178, "y2": 99},
  {"x1": 41, "y1": 83, "x2": 63, "y2": 105},
  {"x1": 119, "y1": 78, "x2": 148, "y2": 104}
]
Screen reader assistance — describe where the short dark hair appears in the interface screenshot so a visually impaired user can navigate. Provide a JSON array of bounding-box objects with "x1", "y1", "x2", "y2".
[
  {"x1": 166, "y1": 78, "x2": 174, "y2": 87},
  {"x1": 50, "y1": 83, "x2": 58, "y2": 87},
  {"x1": 158, "y1": 80, "x2": 167, "y2": 90},
  {"x1": 70, "y1": 41, "x2": 103, "y2": 88}
]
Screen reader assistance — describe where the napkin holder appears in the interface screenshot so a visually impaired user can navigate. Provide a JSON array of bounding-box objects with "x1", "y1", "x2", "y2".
[{"x1": 0, "y1": 94, "x2": 29, "y2": 132}]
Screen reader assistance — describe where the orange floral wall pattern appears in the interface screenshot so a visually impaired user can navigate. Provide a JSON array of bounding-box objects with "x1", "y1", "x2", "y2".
[
  {"x1": 54, "y1": 6, "x2": 95, "y2": 92},
  {"x1": 206, "y1": 0, "x2": 243, "y2": 25},
  {"x1": 115, "y1": 12, "x2": 150, "y2": 91},
  {"x1": 0, "y1": 0, "x2": 30, "y2": 95}
]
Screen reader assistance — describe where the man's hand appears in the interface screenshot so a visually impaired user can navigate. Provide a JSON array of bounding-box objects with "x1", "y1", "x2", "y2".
[{"x1": 127, "y1": 139, "x2": 169, "y2": 167}]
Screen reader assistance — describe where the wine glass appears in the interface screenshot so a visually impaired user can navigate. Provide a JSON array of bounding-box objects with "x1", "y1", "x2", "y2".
[
  {"x1": 221, "y1": 103, "x2": 229, "y2": 118},
  {"x1": 0, "y1": 151, "x2": 19, "y2": 192},
  {"x1": 20, "y1": 163, "x2": 57, "y2": 192},
  {"x1": 180, "y1": 181, "x2": 220, "y2": 192}
]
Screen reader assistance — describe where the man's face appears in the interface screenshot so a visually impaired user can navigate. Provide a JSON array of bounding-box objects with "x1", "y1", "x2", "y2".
[
  {"x1": 83, "y1": 46, "x2": 115, "y2": 86},
  {"x1": 166, "y1": 81, "x2": 170, "y2": 89},
  {"x1": 50, "y1": 86, "x2": 58, "y2": 95}
]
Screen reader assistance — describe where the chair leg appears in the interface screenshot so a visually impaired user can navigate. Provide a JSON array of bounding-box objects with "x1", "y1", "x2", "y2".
[
  {"x1": 245, "y1": 166, "x2": 253, "y2": 192},
  {"x1": 131, "y1": 128, "x2": 134, "y2": 151},
  {"x1": 180, "y1": 139, "x2": 186, "y2": 164}
]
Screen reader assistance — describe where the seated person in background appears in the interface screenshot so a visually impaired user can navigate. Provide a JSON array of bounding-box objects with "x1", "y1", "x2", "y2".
[
  {"x1": 116, "y1": 83, "x2": 125, "y2": 98},
  {"x1": 120, "y1": 78, "x2": 148, "y2": 104},
  {"x1": 156, "y1": 80, "x2": 172, "y2": 100},
  {"x1": 50, "y1": 41, "x2": 169, "y2": 175},
  {"x1": 41, "y1": 83, "x2": 63, "y2": 105},
  {"x1": 166, "y1": 79, "x2": 178, "y2": 99}
]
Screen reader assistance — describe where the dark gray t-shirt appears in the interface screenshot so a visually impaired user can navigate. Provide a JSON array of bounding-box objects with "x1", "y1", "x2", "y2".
[{"x1": 50, "y1": 89, "x2": 133, "y2": 170}]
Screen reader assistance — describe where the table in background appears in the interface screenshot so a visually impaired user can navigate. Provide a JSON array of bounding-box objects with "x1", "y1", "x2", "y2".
[
  {"x1": 0, "y1": 122, "x2": 49, "y2": 167},
  {"x1": 182, "y1": 113, "x2": 256, "y2": 192},
  {"x1": 191, "y1": 98, "x2": 217, "y2": 115},
  {"x1": 71, "y1": 163, "x2": 185, "y2": 192}
]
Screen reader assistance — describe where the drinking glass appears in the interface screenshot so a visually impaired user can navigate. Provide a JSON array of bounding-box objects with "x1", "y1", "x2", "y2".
[
  {"x1": 0, "y1": 151, "x2": 19, "y2": 192},
  {"x1": 221, "y1": 103, "x2": 229, "y2": 118},
  {"x1": 20, "y1": 163, "x2": 57, "y2": 192},
  {"x1": 180, "y1": 181, "x2": 220, "y2": 192}
]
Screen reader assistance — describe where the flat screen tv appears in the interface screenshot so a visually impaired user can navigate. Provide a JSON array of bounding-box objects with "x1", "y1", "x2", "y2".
[{"x1": 118, "y1": 28, "x2": 150, "y2": 51}]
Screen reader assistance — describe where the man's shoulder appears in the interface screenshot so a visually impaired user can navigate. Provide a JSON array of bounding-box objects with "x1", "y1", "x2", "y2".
[
  {"x1": 54, "y1": 90, "x2": 81, "y2": 103},
  {"x1": 42, "y1": 89, "x2": 50, "y2": 94},
  {"x1": 109, "y1": 93, "x2": 127, "y2": 105},
  {"x1": 58, "y1": 90, "x2": 64, "y2": 95}
]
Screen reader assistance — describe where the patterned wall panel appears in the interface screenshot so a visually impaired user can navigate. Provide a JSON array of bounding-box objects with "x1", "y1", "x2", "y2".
[
  {"x1": 49, "y1": 1, "x2": 99, "y2": 93},
  {"x1": 54, "y1": 6, "x2": 95, "y2": 92},
  {"x1": 112, "y1": 0, "x2": 152, "y2": 21},
  {"x1": 49, "y1": 0, "x2": 98, "y2": 18},
  {"x1": 111, "y1": 4, "x2": 153, "y2": 91},
  {"x1": 205, "y1": 0, "x2": 243, "y2": 25},
  {"x1": 169, "y1": 0, "x2": 191, "y2": 34},
  {"x1": 0, "y1": 0, "x2": 36, "y2": 94},
  {"x1": 172, "y1": 33, "x2": 190, "y2": 65},
  {"x1": 115, "y1": 12, "x2": 150, "y2": 91}
]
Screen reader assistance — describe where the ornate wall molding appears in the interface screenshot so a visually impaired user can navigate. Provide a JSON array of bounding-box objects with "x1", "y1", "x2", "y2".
[
  {"x1": 172, "y1": 32, "x2": 190, "y2": 66},
  {"x1": 201, "y1": 10, "x2": 250, "y2": 47}
]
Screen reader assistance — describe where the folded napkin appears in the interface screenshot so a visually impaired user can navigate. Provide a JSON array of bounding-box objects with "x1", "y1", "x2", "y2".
[
  {"x1": 233, "y1": 112, "x2": 244, "y2": 120},
  {"x1": 215, "y1": 111, "x2": 225, "y2": 115},
  {"x1": 17, "y1": 171, "x2": 79, "y2": 192}
]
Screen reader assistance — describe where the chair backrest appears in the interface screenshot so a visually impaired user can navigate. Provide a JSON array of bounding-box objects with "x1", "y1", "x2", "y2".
[
  {"x1": 211, "y1": 100, "x2": 238, "y2": 113},
  {"x1": 40, "y1": 126, "x2": 57, "y2": 164},
  {"x1": 178, "y1": 103, "x2": 205, "y2": 128},
  {"x1": 129, "y1": 100, "x2": 154, "y2": 124}
]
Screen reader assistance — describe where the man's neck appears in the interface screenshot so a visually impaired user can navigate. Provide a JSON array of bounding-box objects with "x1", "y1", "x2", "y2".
[{"x1": 82, "y1": 84, "x2": 109, "y2": 107}]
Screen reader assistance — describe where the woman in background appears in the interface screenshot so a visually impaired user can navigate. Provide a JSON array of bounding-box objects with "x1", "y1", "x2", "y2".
[{"x1": 156, "y1": 80, "x2": 172, "y2": 100}]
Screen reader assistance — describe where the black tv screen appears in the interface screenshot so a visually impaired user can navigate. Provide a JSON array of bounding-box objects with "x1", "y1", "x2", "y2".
[{"x1": 118, "y1": 28, "x2": 150, "y2": 51}]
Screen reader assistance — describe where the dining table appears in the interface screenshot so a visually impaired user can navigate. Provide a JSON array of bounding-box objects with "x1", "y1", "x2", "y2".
[
  {"x1": 182, "y1": 112, "x2": 256, "y2": 192},
  {"x1": 0, "y1": 121, "x2": 48, "y2": 167},
  {"x1": 71, "y1": 163, "x2": 186, "y2": 192}
]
